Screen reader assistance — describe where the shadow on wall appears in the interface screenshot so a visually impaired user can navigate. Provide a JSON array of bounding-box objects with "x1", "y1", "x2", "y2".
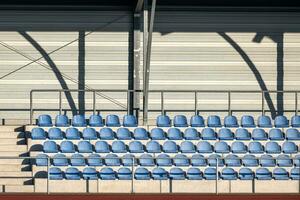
[{"x1": 78, "y1": 31, "x2": 86, "y2": 115}]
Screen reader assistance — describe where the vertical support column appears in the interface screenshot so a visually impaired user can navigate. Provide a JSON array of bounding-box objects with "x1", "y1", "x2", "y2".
[{"x1": 30, "y1": 91, "x2": 33, "y2": 124}]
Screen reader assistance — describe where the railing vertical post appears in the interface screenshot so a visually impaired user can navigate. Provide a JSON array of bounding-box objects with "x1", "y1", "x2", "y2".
[
  {"x1": 161, "y1": 92, "x2": 164, "y2": 115},
  {"x1": 228, "y1": 91, "x2": 231, "y2": 115},
  {"x1": 216, "y1": 157, "x2": 218, "y2": 194},
  {"x1": 194, "y1": 92, "x2": 198, "y2": 115},
  {"x1": 295, "y1": 92, "x2": 298, "y2": 115},
  {"x1": 47, "y1": 156, "x2": 50, "y2": 194},
  {"x1": 30, "y1": 91, "x2": 33, "y2": 125},
  {"x1": 127, "y1": 91, "x2": 130, "y2": 115},
  {"x1": 262, "y1": 91, "x2": 265, "y2": 115},
  {"x1": 131, "y1": 157, "x2": 134, "y2": 193},
  {"x1": 93, "y1": 91, "x2": 96, "y2": 115},
  {"x1": 59, "y1": 91, "x2": 62, "y2": 115}
]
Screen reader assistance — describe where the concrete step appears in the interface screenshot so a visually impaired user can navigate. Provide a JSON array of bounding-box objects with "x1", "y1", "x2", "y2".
[
  {"x1": 3, "y1": 185, "x2": 34, "y2": 193},
  {"x1": 0, "y1": 159, "x2": 28, "y2": 165},
  {"x1": 0, "y1": 164, "x2": 30, "y2": 172},
  {"x1": 0, "y1": 171, "x2": 32, "y2": 178},
  {"x1": 0, "y1": 126, "x2": 23, "y2": 132},
  {"x1": 0, "y1": 132, "x2": 25, "y2": 139},
  {"x1": 0, "y1": 145, "x2": 27, "y2": 152},
  {"x1": 0, "y1": 138, "x2": 25, "y2": 145},
  {"x1": 0, "y1": 151, "x2": 28, "y2": 157},
  {"x1": 0, "y1": 178, "x2": 32, "y2": 185}
]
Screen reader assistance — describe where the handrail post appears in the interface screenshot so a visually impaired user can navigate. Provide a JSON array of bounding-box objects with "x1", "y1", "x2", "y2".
[
  {"x1": 47, "y1": 156, "x2": 50, "y2": 194},
  {"x1": 161, "y1": 92, "x2": 164, "y2": 115},
  {"x1": 131, "y1": 157, "x2": 134, "y2": 193},
  {"x1": 59, "y1": 91, "x2": 62, "y2": 115},
  {"x1": 30, "y1": 91, "x2": 33, "y2": 125},
  {"x1": 295, "y1": 92, "x2": 298, "y2": 115},
  {"x1": 216, "y1": 157, "x2": 218, "y2": 194},
  {"x1": 194, "y1": 92, "x2": 198, "y2": 115},
  {"x1": 228, "y1": 91, "x2": 231, "y2": 116},
  {"x1": 93, "y1": 91, "x2": 96, "y2": 115},
  {"x1": 262, "y1": 91, "x2": 265, "y2": 115}
]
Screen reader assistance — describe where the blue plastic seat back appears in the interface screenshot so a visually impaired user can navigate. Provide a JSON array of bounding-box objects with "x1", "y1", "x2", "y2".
[
  {"x1": 89, "y1": 115, "x2": 103, "y2": 127},
  {"x1": 139, "y1": 154, "x2": 155, "y2": 166},
  {"x1": 105, "y1": 154, "x2": 120, "y2": 166},
  {"x1": 282, "y1": 141, "x2": 298, "y2": 153},
  {"x1": 225, "y1": 155, "x2": 241, "y2": 167},
  {"x1": 129, "y1": 141, "x2": 144, "y2": 153},
  {"x1": 70, "y1": 154, "x2": 85, "y2": 166},
  {"x1": 106, "y1": 114, "x2": 120, "y2": 127},
  {"x1": 83, "y1": 167, "x2": 98, "y2": 180},
  {"x1": 48, "y1": 127, "x2": 63, "y2": 140},
  {"x1": 239, "y1": 168, "x2": 254, "y2": 180},
  {"x1": 36, "y1": 154, "x2": 49, "y2": 166},
  {"x1": 156, "y1": 115, "x2": 171, "y2": 127},
  {"x1": 65, "y1": 167, "x2": 81, "y2": 180},
  {"x1": 133, "y1": 128, "x2": 149, "y2": 140},
  {"x1": 256, "y1": 168, "x2": 272, "y2": 180},
  {"x1": 204, "y1": 167, "x2": 217, "y2": 180},
  {"x1": 265, "y1": 142, "x2": 281, "y2": 154},
  {"x1": 156, "y1": 154, "x2": 172, "y2": 166},
  {"x1": 55, "y1": 115, "x2": 69, "y2": 127},
  {"x1": 252, "y1": 128, "x2": 268, "y2": 140},
  {"x1": 146, "y1": 141, "x2": 161, "y2": 153},
  {"x1": 170, "y1": 168, "x2": 185, "y2": 180},
  {"x1": 277, "y1": 155, "x2": 293, "y2": 167},
  {"x1": 99, "y1": 128, "x2": 114, "y2": 140},
  {"x1": 191, "y1": 154, "x2": 206, "y2": 166},
  {"x1": 163, "y1": 141, "x2": 178, "y2": 153},
  {"x1": 167, "y1": 128, "x2": 183, "y2": 140},
  {"x1": 201, "y1": 128, "x2": 216, "y2": 140},
  {"x1": 241, "y1": 115, "x2": 255, "y2": 127},
  {"x1": 173, "y1": 154, "x2": 189, "y2": 166},
  {"x1": 152, "y1": 168, "x2": 168, "y2": 180},
  {"x1": 82, "y1": 128, "x2": 97, "y2": 140},
  {"x1": 112, "y1": 141, "x2": 127, "y2": 153},
  {"x1": 242, "y1": 155, "x2": 259, "y2": 167},
  {"x1": 235, "y1": 128, "x2": 251, "y2": 140},
  {"x1": 123, "y1": 115, "x2": 137, "y2": 127},
  {"x1": 116, "y1": 128, "x2": 132, "y2": 140},
  {"x1": 31, "y1": 128, "x2": 46, "y2": 140},
  {"x1": 269, "y1": 128, "x2": 284, "y2": 140},
  {"x1": 274, "y1": 115, "x2": 289, "y2": 128},
  {"x1": 118, "y1": 167, "x2": 132, "y2": 180},
  {"x1": 231, "y1": 141, "x2": 247, "y2": 153},
  {"x1": 290, "y1": 168, "x2": 300, "y2": 180},
  {"x1": 214, "y1": 141, "x2": 230, "y2": 153},
  {"x1": 173, "y1": 115, "x2": 188, "y2": 127},
  {"x1": 190, "y1": 115, "x2": 205, "y2": 127},
  {"x1": 286, "y1": 128, "x2": 300, "y2": 140},
  {"x1": 248, "y1": 142, "x2": 264, "y2": 154},
  {"x1": 180, "y1": 141, "x2": 196, "y2": 153},
  {"x1": 122, "y1": 154, "x2": 135, "y2": 166},
  {"x1": 38, "y1": 114, "x2": 52, "y2": 126},
  {"x1": 224, "y1": 115, "x2": 239, "y2": 127},
  {"x1": 258, "y1": 115, "x2": 272, "y2": 128},
  {"x1": 135, "y1": 168, "x2": 151, "y2": 180},
  {"x1": 293, "y1": 155, "x2": 300, "y2": 167},
  {"x1": 87, "y1": 154, "x2": 103, "y2": 166},
  {"x1": 95, "y1": 141, "x2": 110, "y2": 153},
  {"x1": 273, "y1": 168, "x2": 289, "y2": 180},
  {"x1": 221, "y1": 168, "x2": 237, "y2": 180},
  {"x1": 43, "y1": 141, "x2": 58, "y2": 153},
  {"x1": 208, "y1": 154, "x2": 224, "y2": 167},
  {"x1": 78, "y1": 141, "x2": 93, "y2": 153},
  {"x1": 207, "y1": 115, "x2": 222, "y2": 127},
  {"x1": 100, "y1": 167, "x2": 116, "y2": 180},
  {"x1": 72, "y1": 115, "x2": 86, "y2": 127},
  {"x1": 197, "y1": 141, "x2": 213, "y2": 153},
  {"x1": 52, "y1": 154, "x2": 68, "y2": 166},
  {"x1": 218, "y1": 128, "x2": 234, "y2": 140},
  {"x1": 150, "y1": 128, "x2": 166, "y2": 140},
  {"x1": 60, "y1": 141, "x2": 75, "y2": 153},
  {"x1": 187, "y1": 168, "x2": 203, "y2": 180},
  {"x1": 260, "y1": 155, "x2": 276, "y2": 167},
  {"x1": 49, "y1": 167, "x2": 63, "y2": 180},
  {"x1": 184, "y1": 128, "x2": 199, "y2": 140},
  {"x1": 65, "y1": 127, "x2": 80, "y2": 140},
  {"x1": 291, "y1": 115, "x2": 300, "y2": 127}
]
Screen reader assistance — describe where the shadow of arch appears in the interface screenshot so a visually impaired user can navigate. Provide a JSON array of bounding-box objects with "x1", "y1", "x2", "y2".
[{"x1": 218, "y1": 32, "x2": 276, "y2": 118}]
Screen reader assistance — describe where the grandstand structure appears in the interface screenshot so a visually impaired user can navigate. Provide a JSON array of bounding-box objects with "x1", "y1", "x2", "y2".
[{"x1": 0, "y1": 0, "x2": 299, "y2": 197}]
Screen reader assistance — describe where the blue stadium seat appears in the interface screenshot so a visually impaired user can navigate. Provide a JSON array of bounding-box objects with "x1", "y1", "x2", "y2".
[
  {"x1": 82, "y1": 128, "x2": 97, "y2": 140},
  {"x1": 225, "y1": 154, "x2": 241, "y2": 167},
  {"x1": 111, "y1": 141, "x2": 127, "y2": 153},
  {"x1": 184, "y1": 128, "x2": 200, "y2": 140},
  {"x1": 257, "y1": 115, "x2": 272, "y2": 128},
  {"x1": 152, "y1": 168, "x2": 168, "y2": 180},
  {"x1": 156, "y1": 154, "x2": 172, "y2": 166},
  {"x1": 290, "y1": 168, "x2": 300, "y2": 180},
  {"x1": 260, "y1": 155, "x2": 276, "y2": 167},
  {"x1": 221, "y1": 168, "x2": 237, "y2": 180},
  {"x1": 139, "y1": 154, "x2": 155, "y2": 166},
  {"x1": 208, "y1": 154, "x2": 224, "y2": 167},
  {"x1": 133, "y1": 128, "x2": 148, "y2": 140},
  {"x1": 163, "y1": 141, "x2": 178, "y2": 153},
  {"x1": 49, "y1": 167, "x2": 63, "y2": 180},
  {"x1": 224, "y1": 115, "x2": 239, "y2": 127},
  {"x1": 173, "y1": 115, "x2": 188, "y2": 127},
  {"x1": 122, "y1": 154, "x2": 135, "y2": 166},
  {"x1": 248, "y1": 142, "x2": 264, "y2": 154},
  {"x1": 235, "y1": 128, "x2": 251, "y2": 140},
  {"x1": 36, "y1": 154, "x2": 48, "y2": 166},
  {"x1": 89, "y1": 114, "x2": 103, "y2": 127},
  {"x1": 269, "y1": 128, "x2": 284, "y2": 140},
  {"x1": 99, "y1": 128, "x2": 114, "y2": 140},
  {"x1": 72, "y1": 115, "x2": 86, "y2": 127},
  {"x1": 48, "y1": 127, "x2": 63, "y2": 140},
  {"x1": 265, "y1": 142, "x2": 281, "y2": 154},
  {"x1": 38, "y1": 114, "x2": 52, "y2": 127},
  {"x1": 173, "y1": 154, "x2": 189, "y2": 166},
  {"x1": 65, "y1": 167, "x2": 81, "y2": 180},
  {"x1": 187, "y1": 168, "x2": 203, "y2": 180},
  {"x1": 197, "y1": 141, "x2": 213, "y2": 153},
  {"x1": 242, "y1": 155, "x2": 259, "y2": 167},
  {"x1": 43, "y1": 141, "x2": 58, "y2": 153},
  {"x1": 291, "y1": 115, "x2": 300, "y2": 127},
  {"x1": 273, "y1": 168, "x2": 289, "y2": 180},
  {"x1": 167, "y1": 128, "x2": 183, "y2": 140},
  {"x1": 118, "y1": 168, "x2": 132, "y2": 180},
  {"x1": 207, "y1": 115, "x2": 222, "y2": 127},
  {"x1": 204, "y1": 168, "x2": 218, "y2": 180},
  {"x1": 191, "y1": 154, "x2": 206, "y2": 166},
  {"x1": 60, "y1": 141, "x2": 75, "y2": 153},
  {"x1": 129, "y1": 141, "x2": 144, "y2": 153},
  {"x1": 170, "y1": 168, "x2": 185, "y2": 180},
  {"x1": 31, "y1": 128, "x2": 46, "y2": 140},
  {"x1": 83, "y1": 167, "x2": 98, "y2": 180},
  {"x1": 201, "y1": 128, "x2": 216, "y2": 140},
  {"x1": 100, "y1": 168, "x2": 116, "y2": 180},
  {"x1": 104, "y1": 154, "x2": 120, "y2": 166},
  {"x1": 135, "y1": 168, "x2": 151, "y2": 180},
  {"x1": 252, "y1": 128, "x2": 268, "y2": 140},
  {"x1": 239, "y1": 168, "x2": 254, "y2": 180},
  {"x1": 87, "y1": 154, "x2": 103, "y2": 166},
  {"x1": 190, "y1": 115, "x2": 205, "y2": 127},
  {"x1": 95, "y1": 141, "x2": 110, "y2": 153},
  {"x1": 294, "y1": 155, "x2": 300, "y2": 167},
  {"x1": 52, "y1": 154, "x2": 68, "y2": 166},
  {"x1": 123, "y1": 115, "x2": 137, "y2": 127},
  {"x1": 116, "y1": 128, "x2": 132, "y2": 140},
  {"x1": 105, "y1": 114, "x2": 120, "y2": 127},
  {"x1": 180, "y1": 141, "x2": 196, "y2": 153},
  {"x1": 156, "y1": 115, "x2": 171, "y2": 127},
  {"x1": 55, "y1": 115, "x2": 69, "y2": 127},
  {"x1": 146, "y1": 141, "x2": 161, "y2": 153},
  {"x1": 150, "y1": 128, "x2": 166, "y2": 140},
  {"x1": 70, "y1": 154, "x2": 85, "y2": 166},
  {"x1": 65, "y1": 128, "x2": 80, "y2": 140},
  {"x1": 218, "y1": 128, "x2": 234, "y2": 140},
  {"x1": 214, "y1": 141, "x2": 230, "y2": 153},
  {"x1": 256, "y1": 168, "x2": 272, "y2": 180},
  {"x1": 78, "y1": 141, "x2": 93, "y2": 153},
  {"x1": 274, "y1": 115, "x2": 289, "y2": 128},
  {"x1": 286, "y1": 128, "x2": 300, "y2": 140},
  {"x1": 241, "y1": 115, "x2": 255, "y2": 127},
  {"x1": 277, "y1": 155, "x2": 293, "y2": 167},
  {"x1": 282, "y1": 141, "x2": 298, "y2": 153},
  {"x1": 231, "y1": 141, "x2": 247, "y2": 153}
]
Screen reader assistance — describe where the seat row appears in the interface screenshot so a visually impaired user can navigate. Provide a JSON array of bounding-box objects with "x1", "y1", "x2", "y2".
[
  {"x1": 36, "y1": 153, "x2": 300, "y2": 167},
  {"x1": 31, "y1": 127, "x2": 300, "y2": 141},
  {"x1": 42, "y1": 140, "x2": 299, "y2": 154},
  {"x1": 49, "y1": 167, "x2": 300, "y2": 180}
]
